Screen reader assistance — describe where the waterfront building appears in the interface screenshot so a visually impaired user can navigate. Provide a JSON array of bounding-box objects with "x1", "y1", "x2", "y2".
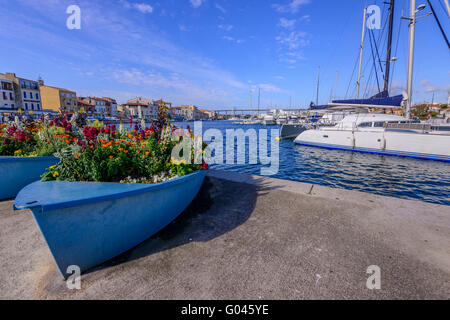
[
  {"x1": 102, "y1": 97, "x2": 118, "y2": 117},
  {"x1": 173, "y1": 105, "x2": 201, "y2": 121},
  {"x1": 198, "y1": 109, "x2": 217, "y2": 120},
  {"x1": 77, "y1": 98, "x2": 95, "y2": 115},
  {"x1": 125, "y1": 97, "x2": 157, "y2": 120},
  {"x1": 154, "y1": 99, "x2": 172, "y2": 109},
  {"x1": 39, "y1": 83, "x2": 77, "y2": 114},
  {"x1": 123, "y1": 102, "x2": 156, "y2": 120},
  {"x1": 1, "y1": 73, "x2": 42, "y2": 112},
  {"x1": 0, "y1": 76, "x2": 16, "y2": 110}
]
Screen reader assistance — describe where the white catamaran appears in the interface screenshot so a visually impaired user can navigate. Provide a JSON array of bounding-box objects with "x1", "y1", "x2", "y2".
[{"x1": 295, "y1": 0, "x2": 450, "y2": 162}]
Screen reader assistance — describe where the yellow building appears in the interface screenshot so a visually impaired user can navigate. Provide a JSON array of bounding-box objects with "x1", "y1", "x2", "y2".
[{"x1": 39, "y1": 83, "x2": 77, "y2": 114}]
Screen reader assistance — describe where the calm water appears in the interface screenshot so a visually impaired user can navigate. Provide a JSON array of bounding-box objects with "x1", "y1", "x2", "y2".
[{"x1": 173, "y1": 121, "x2": 450, "y2": 206}]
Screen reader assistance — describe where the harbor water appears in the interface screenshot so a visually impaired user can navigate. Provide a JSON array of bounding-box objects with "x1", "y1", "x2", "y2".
[{"x1": 173, "y1": 121, "x2": 450, "y2": 206}]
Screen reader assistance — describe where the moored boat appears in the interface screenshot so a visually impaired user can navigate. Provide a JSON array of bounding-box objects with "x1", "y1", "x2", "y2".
[
  {"x1": 0, "y1": 156, "x2": 58, "y2": 200},
  {"x1": 14, "y1": 170, "x2": 206, "y2": 278},
  {"x1": 294, "y1": 114, "x2": 450, "y2": 162}
]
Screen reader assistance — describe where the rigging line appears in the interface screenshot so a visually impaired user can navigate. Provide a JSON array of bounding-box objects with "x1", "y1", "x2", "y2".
[
  {"x1": 345, "y1": 53, "x2": 360, "y2": 99},
  {"x1": 426, "y1": 0, "x2": 450, "y2": 49},
  {"x1": 371, "y1": 27, "x2": 385, "y2": 76},
  {"x1": 368, "y1": 28, "x2": 382, "y2": 93}
]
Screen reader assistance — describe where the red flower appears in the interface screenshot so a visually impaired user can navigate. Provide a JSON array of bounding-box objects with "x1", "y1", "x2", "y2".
[{"x1": 201, "y1": 163, "x2": 209, "y2": 170}]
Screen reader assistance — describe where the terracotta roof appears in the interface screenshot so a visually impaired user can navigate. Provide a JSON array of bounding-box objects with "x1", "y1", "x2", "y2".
[{"x1": 124, "y1": 103, "x2": 150, "y2": 107}]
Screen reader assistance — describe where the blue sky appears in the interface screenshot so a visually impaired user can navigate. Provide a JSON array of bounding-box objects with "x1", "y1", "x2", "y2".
[{"x1": 0, "y1": 0, "x2": 449, "y2": 108}]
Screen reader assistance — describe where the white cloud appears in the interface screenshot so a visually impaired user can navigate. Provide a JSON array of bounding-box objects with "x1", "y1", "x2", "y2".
[
  {"x1": 259, "y1": 84, "x2": 283, "y2": 93},
  {"x1": 133, "y1": 3, "x2": 153, "y2": 13},
  {"x1": 190, "y1": 0, "x2": 204, "y2": 8},
  {"x1": 272, "y1": 0, "x2": 310, "y2": 14},
  {"x1": 215, "y1": 3, "x2": 227, "y2": 14},
  {"x1": 222, "y1": 36, "x2": 245, "y2": 44},
  {"x1": 276, "y1": 31, "x2": 309, "y2": 50},
  {"x1": 420, "y1": 79, "x2": 450, "y2": 93},
  {"x1": 218, "y1": 24, "x2": 233, "y2": 31},
  {"x1": 275, "y1": 76, "x2": 285, "y2": 80},
  {"x1": 299, "y1": 14, "x2": 311, "y2": 22},
  {"x1": 278, "y1": 18, "x2": 296, "y2": 29},
  {"x1": 121, "y1": 1, "x2": 153, "y2": 14}
]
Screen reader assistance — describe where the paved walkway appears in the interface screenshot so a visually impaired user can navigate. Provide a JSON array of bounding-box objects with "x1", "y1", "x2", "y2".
[{"x1": 0, "y1": 170, "x2": 449, "y2": 299}]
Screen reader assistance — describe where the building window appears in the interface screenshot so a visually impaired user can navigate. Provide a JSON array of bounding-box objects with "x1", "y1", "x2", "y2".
[
  {"x1": 31, "y1": 103, "x2": 35, "y2": 110},
  {"x1": 25, "y1": 103, "x2": 28, "y2": 109},
  {"x1": 37, "y1": 104, "x2": 40, "y2": 110},
  {"x1": 9, "y1": 93, "x2": 13, "y2": 100},
  {"x1": 23, "y1": 91, "x2": 27, "y2": 99},
  {"x1": 2, "y1": 92, "x2": 6, "y2": 100},
  {"x1": 36, "y1": 93, "x2": 39, "y2": 100}
]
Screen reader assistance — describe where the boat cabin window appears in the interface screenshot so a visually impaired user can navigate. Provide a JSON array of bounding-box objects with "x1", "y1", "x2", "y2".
[
  {"x1": 373, "y1": 122, "x2": 385, "y2": 127},
  {"x1": 358, "y1": 122, "x2": 372, "y2": 127}
]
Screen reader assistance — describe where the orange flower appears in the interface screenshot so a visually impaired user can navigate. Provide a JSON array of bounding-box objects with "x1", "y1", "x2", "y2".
[
  {"x1": 140, "y1": 145, "x2": 145, "y2": 148},
  {"x1": 75, "y1": 154, "x2": 79, "y2": 159},
  {"x1": 145, "y1": 152, "x2": 149, "y2": 156},
  {"x1": 109, "y1": 155, "x2": 114, "y2": 159},
  {"x1": 118, "y1": 148, "x2": 123, "y2": 151},
  {"x1": 124, "y1": 150, "x2": 129, "y2": 154}
]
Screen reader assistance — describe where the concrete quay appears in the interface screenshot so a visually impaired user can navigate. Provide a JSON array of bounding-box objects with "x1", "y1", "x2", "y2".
[{"x1": 0, "y1": 170, "x2": 449, "y2": 299}]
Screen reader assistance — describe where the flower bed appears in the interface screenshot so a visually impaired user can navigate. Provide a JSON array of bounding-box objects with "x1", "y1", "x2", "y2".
[
  {"x1": 0, "y1": 118, "x2": 75, "y2": 157},
  {"x1": 40, "y1": 107, "x2": 207, "y2": 184}
]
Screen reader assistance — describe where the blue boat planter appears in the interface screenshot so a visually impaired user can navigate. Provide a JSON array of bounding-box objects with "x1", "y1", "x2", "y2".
[
  {"x1": 14, "y1": 170, "x2": 206, "y2": 278},
  {"x1": 0, "y1": 156, "x2": 59, "y2": 200}
]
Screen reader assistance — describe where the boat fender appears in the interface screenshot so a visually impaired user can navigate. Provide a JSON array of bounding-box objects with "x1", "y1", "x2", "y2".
[
  {"x1": 350, "y1": 134, "x2": 356, "y2": 148},
  {"x1": 380, "y1": 136, "x2": 387, "y2": 150}
]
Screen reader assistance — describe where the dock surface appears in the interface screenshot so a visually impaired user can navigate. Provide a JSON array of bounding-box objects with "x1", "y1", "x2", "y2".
[{"x1": 0, "y1": 170, "x2": 449, "y2": 299}]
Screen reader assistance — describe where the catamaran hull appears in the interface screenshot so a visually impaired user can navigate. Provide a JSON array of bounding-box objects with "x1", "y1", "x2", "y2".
[
  {"x1": 280, "y1": 124, "x2": 307, "y2": 139},
  {"x1": 0, "y1": 156, "x2": 58, "y2": 200},
  {"x1": 14, "y1": 170, "x2": 206, "y2": 278},
  {"x1": 295, "y1": 130, "x2": 450, "y2": 162}
]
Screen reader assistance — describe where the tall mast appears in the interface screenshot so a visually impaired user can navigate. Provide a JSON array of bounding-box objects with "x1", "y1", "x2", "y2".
[
  {"x1": 384, "y1": 0, "x2": 395, "y2": 94},
  {"x1": 356, "y1": 8, "x2": 367, "y2": 99},
  {"x1": 406, "y1": 0, "x2": 416, "y2": 119},
  {"x1": 257, "y1": 87, "x2": 261, "y2": 114}
]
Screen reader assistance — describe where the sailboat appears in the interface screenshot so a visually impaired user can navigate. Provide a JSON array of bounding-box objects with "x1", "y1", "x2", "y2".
[{"x1": 295, "y1": 0, "x2": 450, "y2": 162}]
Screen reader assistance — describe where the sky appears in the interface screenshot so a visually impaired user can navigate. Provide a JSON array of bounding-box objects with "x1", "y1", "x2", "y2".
[{"x1": 0, "y1": 0, "x2": 449, "y2": 109}]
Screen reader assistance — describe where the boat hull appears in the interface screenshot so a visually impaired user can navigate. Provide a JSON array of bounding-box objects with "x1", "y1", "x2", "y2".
[
  {"x1": 280, "y1": 123, "x2": 307, "y2": 139},
  {"x1": 0, "y1": 156, "x2": 58, "y2": 200},
  {"x1": 14, "y1": 170, "x2": 206, "y2": 278},
  {"x1": 295, "y1": 130, "x2": 450, "y2": 162}
]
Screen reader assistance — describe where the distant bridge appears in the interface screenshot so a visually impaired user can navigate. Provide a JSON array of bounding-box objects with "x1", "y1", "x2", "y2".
[{"x1": 213, "y1": 108, "x2": 306, "y2": 117}]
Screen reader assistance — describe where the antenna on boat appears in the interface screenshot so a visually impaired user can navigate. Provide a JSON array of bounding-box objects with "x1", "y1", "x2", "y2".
[{"x1": 356, "y1": 8, "x2": 368, "y2": 99}]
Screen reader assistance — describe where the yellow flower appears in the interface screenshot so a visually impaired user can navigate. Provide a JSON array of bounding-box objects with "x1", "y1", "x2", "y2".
[
  {"x1": 49, "y1": 165, "x2": 57, "y2": 170},
  {"x1": 53, "y1": 171, "x2": 60, "y2": 178},
  {"x1": 14, "y1": 149, "x2": 23, "y2": 155}
]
